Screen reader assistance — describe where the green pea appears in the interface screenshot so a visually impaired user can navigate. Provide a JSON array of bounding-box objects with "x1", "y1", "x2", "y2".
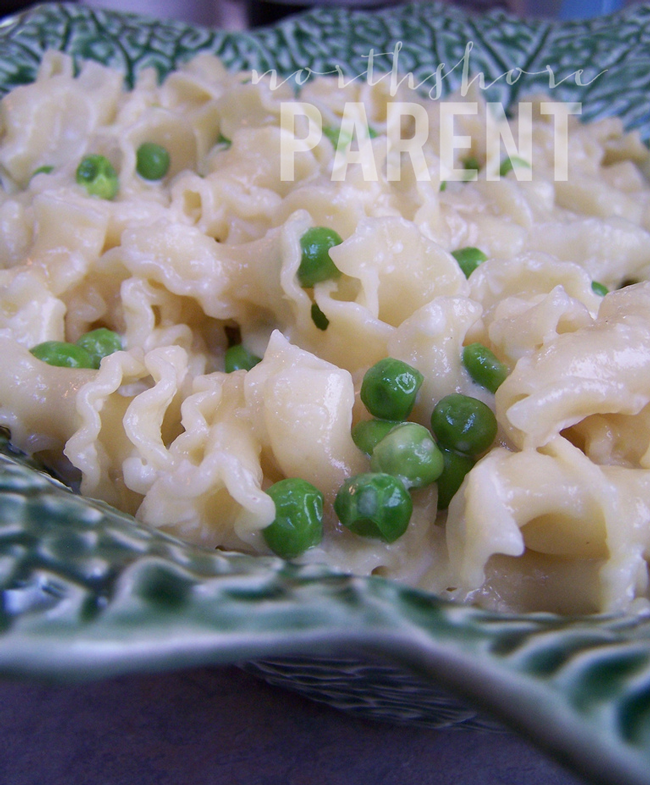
[
  {"x1": 451, "y1": 247, "x2": 488, "y2": 278},
  {"x1": 499, "y1": 155, "x2": 530, "y2": 177},
  {"x1": 76, "y1": 328, "x2": 122, "y2": 369},
  {"x1": 263, "y1": 478, "x2": 324, "y2": 559},
  {"x1": 311, "y1": 302, "x2": 329, "y2": 331},
  {"x1": 360, "y1": 358, "x2": 423, "y2": 421},
  {"x1": 322, "y1": 125, "x2": 353, "y2": 149},
  {"x1": 298, "y1": 227, "x2": 343, "y2": 288},
  {"x1": 462, "y1": 343, "x2": 508, "y2": 394},
  {"x1": 31, "y1": 165, "x2": 53, "y2": 178},
  {"x1": 30, "y1": 341, "x2": 94, "y2": 369},
  {"x1": 322, "y1": 126, "x2": 339, "y2": 147},
  {"x1": 591, "y1": 281, "x2": 608, "y2": 297},
  {"x1": 334, "y1": 472, "x2": 412, "y2": 543},
  {"x1": 224, "y1": 344, "x2": 262, "y2": 373},
  {"x1": 431, "y1": 393, "x2": 498, "y2": 456},
  {"x1": 351, "y1": 418, "x2": 400, "y2": 455},
  {"x1": 436, "y1": 447, "x2": 475, "y2": 510},
  {"x1": 76, "y1": 154, "x2": 119, "y2": 199},
  {"x1": 461, "y1": 156, "x2": 480, "y2": 181},
  {"x1": 439, "y1": 180, "x2": 447, "y2": 192},
  {"x1": 370, "y1": 422, "x2": 444, "y2": 490},
  {"x1": 136, "y1": 142, "x2": 170, "y2": 181}
]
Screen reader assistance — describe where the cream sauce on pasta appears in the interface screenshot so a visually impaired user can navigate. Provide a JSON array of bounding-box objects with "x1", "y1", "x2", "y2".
[{"x1": 1, "y1": 51, "x2": 650, "y2": 615}]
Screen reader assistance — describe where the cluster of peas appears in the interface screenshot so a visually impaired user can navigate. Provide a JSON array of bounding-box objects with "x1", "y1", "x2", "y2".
[
  {"x1": 258, "y1": 217, "x2": 612, "y2": 559},
  {"x1": 75, "y1": 142, "x2": 170, "y2": 198},
  {"x1": 262, "y1": 350, "x2": 507, "y2": 559},
  {"x1": 33, "y1": 141, "x2": 172, "y2": 200},
  {"x1": 257, "y1": 225, "x2": 514, "y2": 560},
  {"x1": 30, "y1": 328, "x2": 122, "y2": 369}
]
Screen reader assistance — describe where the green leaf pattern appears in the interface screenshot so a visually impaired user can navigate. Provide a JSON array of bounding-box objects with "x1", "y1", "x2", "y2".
[{"x1": 1, "y1": 3, "x2": 650, "y2": 134}]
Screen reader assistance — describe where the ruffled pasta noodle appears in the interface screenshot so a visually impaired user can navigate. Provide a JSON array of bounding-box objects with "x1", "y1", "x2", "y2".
[{"x1": 1, "y1": 51, "x2": 650, "y2": 614}]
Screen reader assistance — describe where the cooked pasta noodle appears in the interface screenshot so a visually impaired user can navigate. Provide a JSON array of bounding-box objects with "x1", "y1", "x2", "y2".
[{"x1": 1, "y1": 51, "x2": 650, "y2": 614}]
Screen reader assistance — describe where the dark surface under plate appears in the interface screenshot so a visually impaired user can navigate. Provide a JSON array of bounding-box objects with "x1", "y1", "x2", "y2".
[{"x1": 0, "y1": 665, "x2": 583, "y2": 785}]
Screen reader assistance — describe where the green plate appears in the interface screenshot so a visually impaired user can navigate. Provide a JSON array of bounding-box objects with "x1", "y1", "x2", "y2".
[{"x1": 2, "y1": 4, "x2": 650, "y2": 784}]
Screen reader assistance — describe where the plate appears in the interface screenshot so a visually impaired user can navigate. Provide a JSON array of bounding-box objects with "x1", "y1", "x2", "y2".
[{"x1": 2, "y1": 4, "x2": 650, "y2": 785}]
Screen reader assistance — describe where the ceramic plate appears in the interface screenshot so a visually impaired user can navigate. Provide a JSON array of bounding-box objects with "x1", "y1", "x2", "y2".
[{"x1": 2, "y1": 4, "x2": 650, "y2": 785}]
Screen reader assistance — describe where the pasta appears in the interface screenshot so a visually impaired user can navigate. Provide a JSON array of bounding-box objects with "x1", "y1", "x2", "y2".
[{"x1": 1, "y1": 50, "x2": 650, "y2": 615}]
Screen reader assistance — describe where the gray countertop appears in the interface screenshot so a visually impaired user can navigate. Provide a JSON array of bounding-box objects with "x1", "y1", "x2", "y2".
[{"x1": 1, "y1": 665, "x2": 585, "y2": 784}]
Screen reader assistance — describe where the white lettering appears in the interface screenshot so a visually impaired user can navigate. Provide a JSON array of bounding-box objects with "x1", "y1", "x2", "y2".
[
  {"x1": 280, "y1": 103, "x2": 323, "y2": 181},
  {"x1": 439, "y1": 102, "x2": 477, "y2": 181},
  {"x1": 332, "y1": 103, "x2": 378, "y2": 182},
  {"x1": 540, "y1": 101, "x2": 582, "y2": 181},
  {"x1": 386, "y1": 102, "x2": 431, "y2": 182}
]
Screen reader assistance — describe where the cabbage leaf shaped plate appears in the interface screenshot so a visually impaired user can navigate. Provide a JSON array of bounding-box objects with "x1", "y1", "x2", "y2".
[{"x1": 2, "y1": 4, "x2": 650, "y2": 785}]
